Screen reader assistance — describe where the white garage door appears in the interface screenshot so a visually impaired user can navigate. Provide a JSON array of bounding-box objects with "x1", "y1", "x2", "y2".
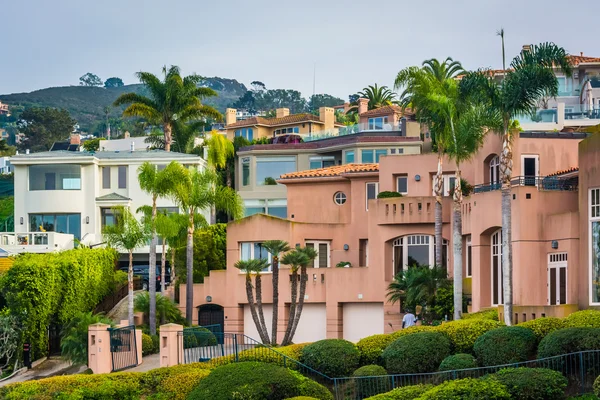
[
  {"x1": 343, "y1": 303, "x2": 384, "y2": 343},
  {"x1": 244, "y1": 305, "x2": 272, "y2": 342},
  {"x1": 292, "y1": 304, "x2": 327, "y2": 344}
]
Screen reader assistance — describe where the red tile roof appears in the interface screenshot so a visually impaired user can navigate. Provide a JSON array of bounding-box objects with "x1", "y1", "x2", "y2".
[
  {"x1": 227, "y1": 113, "x2": 344, "y2": 129},
  {"x1": 547, "y1": 166, "x2": 579, "y2": 177},
  {"x1": 280, "y1": 163, "x2": 379, "y2": 179},
  {"x1": 568, "y1": 55, "x2": 600, "y2": 65},
  {"x1": 359, "y1": 105, "x2": 414, "y2": 118}
]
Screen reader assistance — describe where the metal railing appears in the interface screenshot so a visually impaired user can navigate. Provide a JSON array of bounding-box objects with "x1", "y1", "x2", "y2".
[
  {"x1": 472, "y1": 175, "x2": 578, "y2": 194},
  {"x1": 94, "y1": 277, "x2": 142, "y2": 314},
  {"x1": 109, "y1": 325, "x2": 138, "y2": 372},
  {"x1": 303, "y1": 123, "x2": 403, "y2": 142}
]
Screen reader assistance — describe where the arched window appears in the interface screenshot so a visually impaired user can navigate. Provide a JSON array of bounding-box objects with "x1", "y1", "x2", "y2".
[
  {"x1": 491, "y1": 229, "x2": 503, "y2": 306},
  {"x1": 392, "y1": 235, "x2": 448, "y2": 277},
  {"x1": 490, "y1": 156, "x2": 500, "y2": 187}
]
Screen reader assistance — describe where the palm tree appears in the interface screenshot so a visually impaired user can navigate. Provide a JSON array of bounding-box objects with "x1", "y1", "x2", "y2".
[
  {"x1": 113, "y1": 66, "x2": 222, "y2": 152},
  {"x1": 288, "y1": 246, "x2": 318, "y2": 343},
  {"x1": 103, "y1": 207, "x2": 150, "y2": 325},
  {"x1": 280, "y1": 249, "x2": 310, "y2": 345},
  {"x1": 137, "y1": 161, "x2": 184, "y2": 335},
  {"x1": 395, "y1": 59, "x2": 463, "y2": 268},
  {"x1": 171, "y1": 167, "x2": 243, "y2": 324},
  {"x1": 347, "y1": 84, "x2": 399, "y2": 114},
  {"x1": 234, "y1": 258, "x2": 271, "y2": 344},
  {"x1": 262, "y1": 240, "x2": 291, "y2": 345},
  {"x1": 460, "y1": 39, "x2": 571, "y2": 325},
  {"x1": 155, "y1": 211, "x2": 187, "y2": 293}
]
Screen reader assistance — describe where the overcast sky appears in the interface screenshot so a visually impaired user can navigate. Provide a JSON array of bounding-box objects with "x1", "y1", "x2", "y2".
[{"x1": 1, "y1": 0, "x2": 598, "y2": 100}]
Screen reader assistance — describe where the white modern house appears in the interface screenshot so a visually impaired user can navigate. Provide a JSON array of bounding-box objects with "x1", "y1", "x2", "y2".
[{"x1": 7, "y1": 149, "x2": 207, "y2": 258}]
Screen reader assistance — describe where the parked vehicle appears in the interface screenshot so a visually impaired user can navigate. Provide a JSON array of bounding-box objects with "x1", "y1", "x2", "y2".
[{"x1": 119, "y1": 265, "x2": 171, "y2": 291}]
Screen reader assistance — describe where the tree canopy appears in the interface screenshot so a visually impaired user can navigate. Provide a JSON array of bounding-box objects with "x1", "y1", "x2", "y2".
[
  {"x1": 79, "y1": 73, "x2": 102, "y2": 87},
  {"x1": 17, "y1": 107, "x2": 76, "y2": 152},
  {"x1": 104, "y1": 77, "x2": 124, "y2": 88}
]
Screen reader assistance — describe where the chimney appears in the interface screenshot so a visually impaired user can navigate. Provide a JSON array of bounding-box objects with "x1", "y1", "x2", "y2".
[
  {"x1": 319, "y1": 107, "x2": 335, "y2": 130},
  {"x1": 358, "y1": 98, "x2": 369, "y2": 115},
  {"x1": 70, "y1": 133, "x2": 81, "y2": 145},
  {"x1": 581, "y1": 52, "x2": 584, "y2": 57},
  {"x1": 276, "y1": 108, "x2": 290, "y2": 118},
  {"x1": 522, "y1": 44, "x2": 532, "y2": 53},
  {"x1": 130, "y1": 141, "x2": 135, "y2": 152},
  {"x1": 225, "y1": 108, "x2": 237, "y2": 126},
  {"x1": 124, "y1": 131, "x2": 130, "y2": 138}
]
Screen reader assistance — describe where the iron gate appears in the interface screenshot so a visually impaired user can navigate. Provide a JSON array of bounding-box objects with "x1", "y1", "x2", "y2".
[{"x1": 109, "y1": 325, "x2": 138, "y2": 372}]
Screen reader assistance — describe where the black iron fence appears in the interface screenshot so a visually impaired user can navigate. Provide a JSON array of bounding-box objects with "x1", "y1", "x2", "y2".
[
  {"x1": 109, "y1": 325, "x2": 138, "y2": 372},
  {"x1": 95, "y1": 277, "x2": 142, "y2": 314}
]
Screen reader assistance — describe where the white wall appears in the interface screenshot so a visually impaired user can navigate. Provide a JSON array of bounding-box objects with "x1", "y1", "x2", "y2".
[
  {"x1": 244, "y1": 305, "x2": 273, "y2": 342},
  {"x1": 343, "y1": 303, "x2": 384, "y2": 343},
  {"x1": 292, "y1": 303, "x2": 327, "y2": 343}
]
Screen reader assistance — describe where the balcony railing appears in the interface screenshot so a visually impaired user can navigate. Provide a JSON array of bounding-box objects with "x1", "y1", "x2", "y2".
[
  {"x1": 472, "y1": 176, "x2": 578, "y2": 194},
  {"x1": 303, "y1": 123, "x2": 402, "y2": 142},
  {"x1": 0, "y1": 232, "x2": 75, "y2": 253}
]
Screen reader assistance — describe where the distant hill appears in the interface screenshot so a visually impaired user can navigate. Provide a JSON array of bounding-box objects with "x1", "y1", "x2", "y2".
[{"x1": 0, "y1": 77, "x2": 248, "y2": 133}]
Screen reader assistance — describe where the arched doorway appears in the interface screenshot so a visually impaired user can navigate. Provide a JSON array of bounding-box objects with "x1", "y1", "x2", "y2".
[{"x1": 197, "y1": 304, "x2": 224, "y2": 334}]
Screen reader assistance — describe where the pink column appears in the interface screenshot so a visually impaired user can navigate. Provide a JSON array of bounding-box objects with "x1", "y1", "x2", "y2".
[
  {"x1": 135, "y1": 328, "x2": 143, "y2": 365},
  {"x1": 159, "y1": 323, "x2": 184, "y2": 368},
  {"x1": 88, "y1": 323, "x2": 112, "y2": 374}
]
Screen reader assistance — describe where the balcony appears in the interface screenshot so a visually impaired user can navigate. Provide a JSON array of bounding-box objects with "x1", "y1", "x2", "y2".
[
  {"x1": 376, "y1": 196, "x2": 451, "y2": 225},
  {"x1": 303, "y1": 123, "x2": 402, "y2": 142},
  {"x1": 0, "y1": 232, "x2": 75, "y2": 254},
  {"x1": 472, "y1": 176, "x2": 578, "y2": 194}
]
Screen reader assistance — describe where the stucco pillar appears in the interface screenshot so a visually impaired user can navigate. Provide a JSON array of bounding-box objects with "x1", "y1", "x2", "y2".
[
  {"x1": 557, "y1": 102, "x2": 565, "y2": 130},
  {"x1": 88, "y1": 323, "x2": 111, "y2": 374},
  {"x1": 160, "y1": 323, "x2": 183, "y2": 368},
  {"x1": 135, "y1": 328, "x2": 142, "y2": 365},
  {"x1": 326, "y1": 302, "x2": 343, "y2": 339}
]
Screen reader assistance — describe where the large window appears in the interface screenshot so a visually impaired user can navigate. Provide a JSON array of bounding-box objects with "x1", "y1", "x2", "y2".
[
  {"x1": 309, "y1": 156, "x2": 335, "y2": 170},
  {"x1": 548, "y1": 252, "x2": 567, "y2": 305},
  {"x1": 432, "y1": 174, "x2": 456, "y2": 196},
  {"x1": 118, "y1": 166, "x2": 127, "y2": 189},
  {"x1": 392, "y1": 235, "x2": 448, "y2": 277},
  {"x1": 368, "y1": 116, "x2": 388, "y2": 130},
  {"x1": 345, "y1": 151, "x2": 355, "y2": 164},
  {"x1": 366, "y1": 182, "x2": 379, "y2": 211},
  {"x1": 102, "y1": 167, "x2": 111, "y2": 189},
  {"x1": 29, "y1": 213, "x2": 81, "y2": 240},
  {"x1": 29, "y1": 164, "x2": 81, "y2": 191},
  {"x1": 244, "y1": 199, "x2": 287, "y2": 218},
  {"x1": 235, "y1": 128, "x2": 253, "y2": 141},
  {"x1": 590, "y1": 188, "x2": 600, "y2": 304},
  {"x1": 240, "y1": 242, "x2": 272, "y2": 272},
  {"x1": 101, "y1": 208, "x2": 120, "y2": 228},
  {"x1": 361, "y1": 149, "x2": 387, "y2": 164},
  {"x1": 274, "y1": 127, "x2": 299, "y2": 135},
  {"x1": 241, "y1": 157, "x2": 250, "y2": 186},
  {"x1": 255, "y1": 156, "x2": 296, "y2": 186},
  {"x1": 492, "y1": 229, "x2": 503, "y2": 306},
  {"x1": 306, "y1": 241, "x2": 330, "y2": 268}
]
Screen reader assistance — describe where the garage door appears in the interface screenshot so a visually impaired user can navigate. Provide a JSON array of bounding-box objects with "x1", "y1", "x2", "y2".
[
  {"x1": 343, "y1": 303, "x2": 384, "y2": 342},
  {"x1": 244, "y1": 305, "x2": 272, "y2": 342},
  {"x1": 292, "y1": 304, "x2": 327, "y2": 344}
]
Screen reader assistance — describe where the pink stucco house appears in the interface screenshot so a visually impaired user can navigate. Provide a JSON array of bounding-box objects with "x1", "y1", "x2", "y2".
[{"x1": 180, "y1": 129, "x2": 600, "y2": 344}]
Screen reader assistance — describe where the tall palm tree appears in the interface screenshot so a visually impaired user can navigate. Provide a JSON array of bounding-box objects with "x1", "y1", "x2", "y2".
[
  {"x1": 103, "y1": 207, "x2": 150, "y2": 325},
  {"x1": 114, "y1": 66, "x2": 222, "y2": 152},
  {"x1": 171, "y1": 167, "x2": 243, "y2": 324},
  {"x1": 280, "y1": 249, "x2": 310, "y2": 345},
  {"x1": 288, "y1": 246, "x2": 318, "y2": 343},
  {"x1": 137, "y1": 161, "x2": 185, "y2": 335},
  {"x1": 155, "y1": 211, "x2": 187, "y2": 293},
  {"x1": 349, "y1": 84, "x2": 399, "y2": 112},
  {"x1": 460, "y1": 39, "x2": 571, "y2": 325},
  {"x1": 262, "y1": 240, "x2": 291, "y2": 345},
  {"x1": 395, "y1": 59, "x2": 463, "y2": 268},
  {"x1": 234, "y1": 258, "x2": 271, "y2": 344}
]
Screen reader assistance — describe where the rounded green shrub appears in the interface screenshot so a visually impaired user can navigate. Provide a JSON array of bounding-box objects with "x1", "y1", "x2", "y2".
[
  {"x1": 417, "y1": 378, "x2": 511, "y2": 400},
  {"x1": 389, "y1": 325, "x2": 436, "y2": 341},
  {"x1": 377, "y1": 191, "x2": 403, "y2": 199},
  {"x1": 353, "y1": 365, "x2": 390, "y2": 398},
  {"x1": 462, "y1": 309, "x2": 499, "y2": 321},
  {"x1": 301, "y1": 339, "x2": 360, "y2": 378},
  {"x1": 489, "y1": 367, "x2": 567, "y2": 400},
  {"x1": 382, "y1": 331, "x2": 451, "y2": 374},
  {"x1": 285, "y1": 398, "x2": 320, "y2": 400},
  {"x1": 518, "y1": 317, "x2": 566, "y2": 342},
  {"x1": 594, "y1": 374, "x2": 600, "y2": 396},
  {"x1": 187, "y1": 362, "x2": 332, "y2": 400},
  {"x1": 357, "y1": 333, "x2": 395, "y2": 365},
  {"x1": 142, "y1": 333, "x2": 155, "y2": 356},
  {"x1": 435, "y1": 319, "x2": 504, "y2": 354},
  {"x1": 473, "y1": 326, "x2": 537, "y2": 366},
  {"x1": 183, "y1": 327, "x2": 217, "y2": 349},
  {"x1": 438, "y1": 353, "x2": 477, "y2": 371},
  {"x1": 538, "y1": 328, "x2": 600, "y2": 358},
  {"x1": 565, "y1": 310, "x2": 600, "y2": 328},
  {"x1": 364, "y1": 384, "x2": 433, "y2": 399}
]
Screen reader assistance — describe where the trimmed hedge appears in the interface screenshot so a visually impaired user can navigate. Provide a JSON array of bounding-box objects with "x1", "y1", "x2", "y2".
[
  {"x1": 365, "y1": 384, "x2": 433, "y2": 399},
  {"x1": 435, "y1": 319, "x2": 503, "y2": 354},
  {"x1": 377, "y1": 191, "x2": 403, "y2": 199},
  {"x1": 141, "y1": 333, "x2": 157, "y2": 356},
  {"x1": 301, "y1": 339, "x2": 360, "y2": 378},
  {"x1": 187, "y1": 362, "x2": 332, "y2": 400},
  {"x1": 357, "y1": 334, "x2": 396, "y2": 366},
  {"x1": 537, "y1": 328, "x2": 600, "y2": 358},
  {"x1": 416, "y1": 378, "x2": 511, "y2": 400},
  {"x1": 595, "y1": 374, "x2": 600, "y2": 396},
  {"x1": 389, "y1": 325, "x2": 436, "y2": 341},
  {"x1": 285, "y1": 398, "x2": 321, "y2": 400},
  {"x1": 438, "y1": 354, "x2": 477, "y2": 371},
  {"x1": 564, "y1": 310, "x2": 600, "y2": 328},
  {"x1": 473, "y1": 326, "x2": 537, "y2": 366},
  {"x1": 489, "y1": 367, "x2": 567, "y2": 400},
  {"x1": 383, "y1": 331, "x2": 451, "y2": 374},
  {"x1": 353, "y1": 365, "x2": 390, "y2": 398},
  {"x1": 183, "y1": 327, "x2": 217, "y2": 348},
  {"x1": 518, "y1": 317, "x2": 566, "y2": 342},
  {"x1": 462, "y1": 309, "x2": 499, "y2": 321}
]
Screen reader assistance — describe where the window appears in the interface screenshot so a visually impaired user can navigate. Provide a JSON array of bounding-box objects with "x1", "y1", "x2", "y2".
[
  {"x1": 368, "y1": 116, "x2": 388, "y2": 130},
  {"x1": 359, "y1": 239, "x2": 368, "y2": 267},
  {"x1": 361, "y1": 149, "x2": 387, "y2": 164},
  {"x1": 590, "y1": 188, "x2": 600, "y2": 304},
  {"x1": 118, "y1": 166, "x2": 127, "y2": 189},
  {"x1": 266, "y1": 199, "x2": 287, "y2": 218},
  {"x1": 306, "y1": 241, "x2": 330, "y2": 268},
  {"x1": 274, "y1": 127, "x2": 299, "y2": 135},
  {"x1": 396, "y1": 176, "x2": 408, "y2": 195},
  {"x1": 492, "y1": 229, "x2": 503, "y2": 306},
  {"x1": 241, "y1": 157, "x2": 250, "y2": 186},
  {"x1": 490, "y1": 156, "x2": 500, "y2": 186},
  {"x1": 390, "y1": 148, "x2": 404, "y2": 155},
  {"x1": 29, "y1": 213, "x2": 81, "y2": 240},
  {"x1": 366, "y1": 182, "x2": 379, "y2": 210},
  {"x1": 522, "y1": 155, "x2": 539, "y2": 186},
  {"x1": 345, "y1": 151, "x2": 354, "y2": 164},
  {"x1": 255, "y1": 156, "x2": 296, "y2": 186},
  {"x1": 433, "y1": 174, "x2": 456, "y2": 196},
  {"x1": 466, "y1": 235, "x2": 472, "y2": 277},
  {"x1": 392, "y1": 235, "x2": 447, "y2": 277},
  {"x1": 102, "y1": 167, "x2": 111, "y2": 189},
  {"x1": 240, "y1": 242, "x2": 272, "y2": 272},
  {"x1": 244, "y1": 199, "x2": 266, "y2": 217},
  {"x1": 157, "y1": 164, "x2": 167, "y2": 172},
  {"x1": 548, "y1": 252, "x2": 567, "y2": 305},
  {"x1": 234, "y1": 128, "x2": 253, "y2": 141},
  {"x1": 29, "y1": 165, "x2": 81, "y2": 190},
  {"x1": 334, "y1": 192, "x2": 346, "y2": 205},
  {"x1": 101, "y1": 208, "x2": 120, "y2": 228},
  {"x1": 309, "y1": 156, "x2": 335, "y2": 170}
]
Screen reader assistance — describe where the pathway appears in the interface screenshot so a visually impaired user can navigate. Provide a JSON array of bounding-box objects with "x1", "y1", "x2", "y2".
[
  {"x1": 0, "y1": 358, "x2": 86, "y2": 387},
  {"x1": 127, "y1": 354, "x2": 161, "y2": 372},
  {"x1": 106, "y1": 290, "x2": 143, "y2": 323}
]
